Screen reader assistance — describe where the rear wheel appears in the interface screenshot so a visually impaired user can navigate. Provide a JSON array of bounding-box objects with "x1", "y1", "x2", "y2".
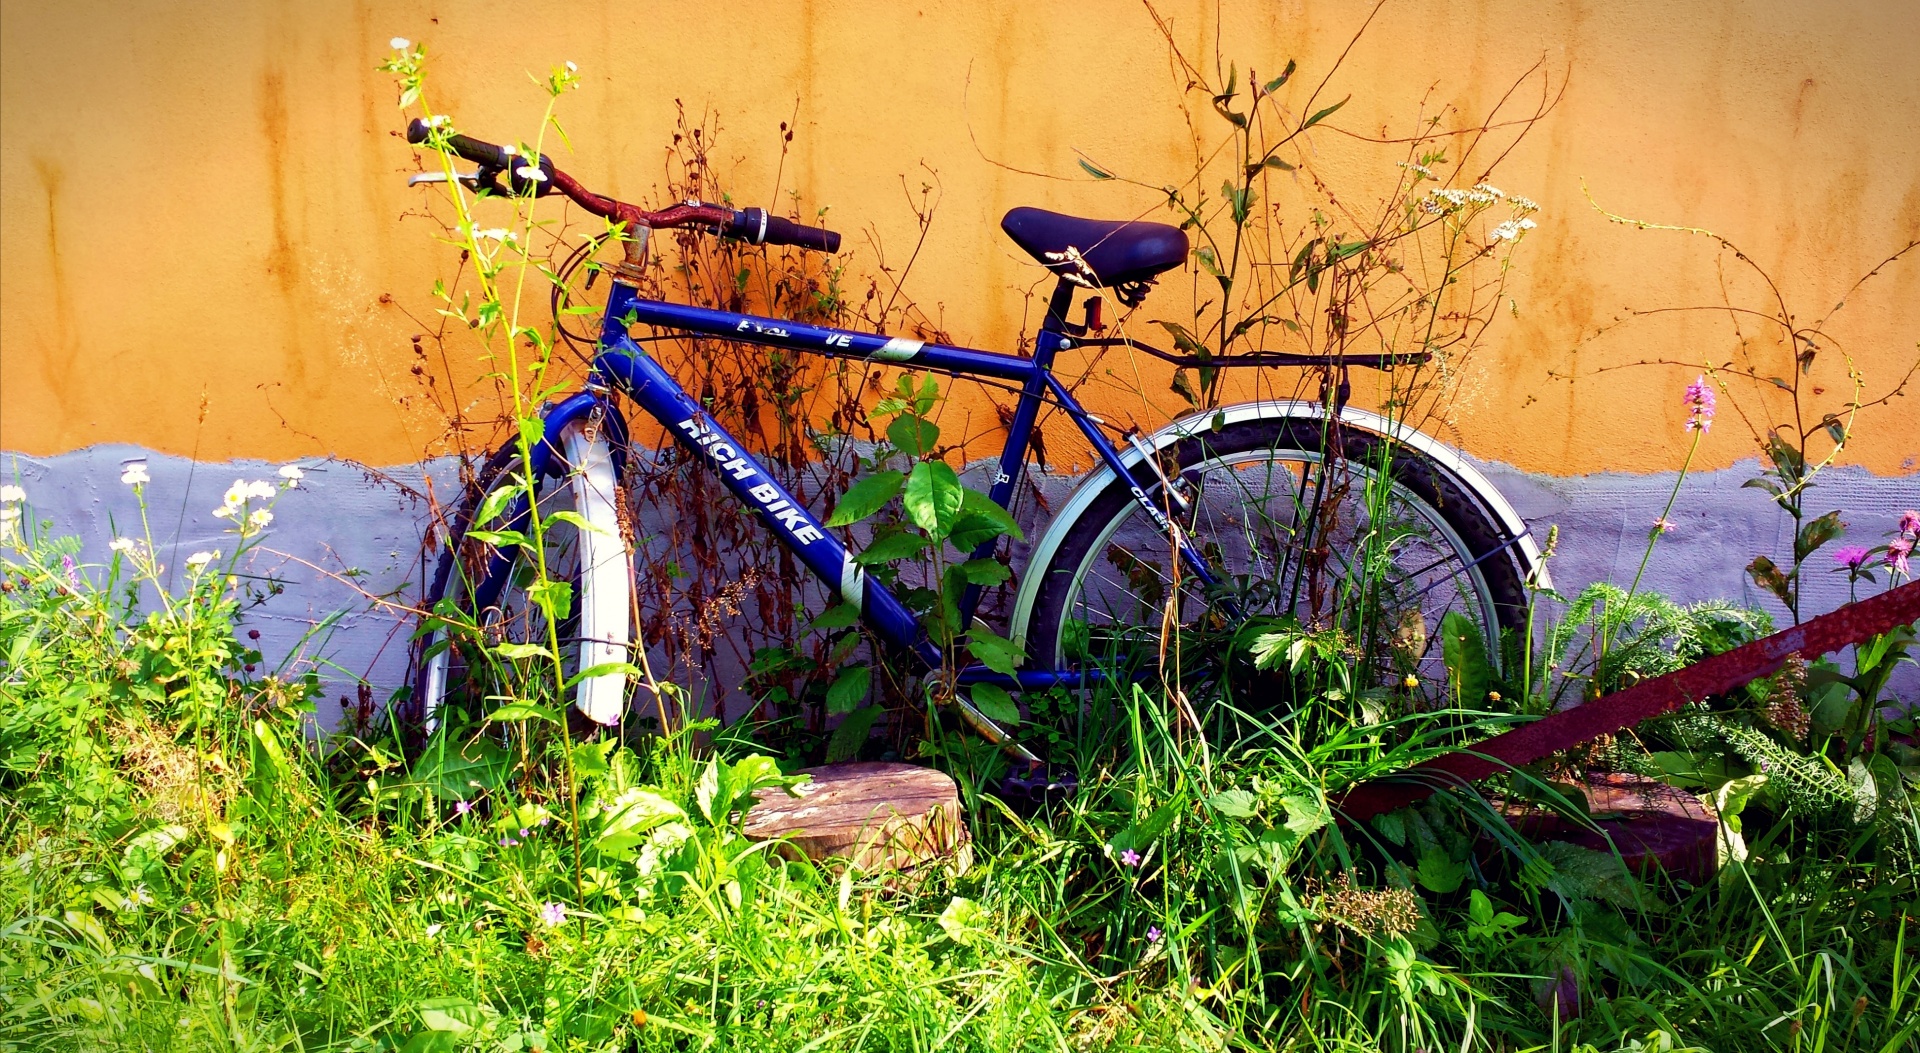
[
  {"x1": 1023, "y1": 416, "x2": 1529, "y2": 702},
  {"x1": 407, "y1": 423, "x2": 633, "y2": 738}
]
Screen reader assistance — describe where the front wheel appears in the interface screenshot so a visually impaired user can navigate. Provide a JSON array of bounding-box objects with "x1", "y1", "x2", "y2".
[
  {"x1": 406, "y1": 422, "x2": 634, "y2": 737},
  {"x1": 1022, "y1": 416, "x2": 1530, "y2": 700}
]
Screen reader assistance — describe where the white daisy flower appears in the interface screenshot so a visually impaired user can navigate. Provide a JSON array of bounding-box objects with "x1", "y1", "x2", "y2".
[
  {"x1": 278, "y1": 465, "x2": 305, "y2": 483},
  {"x1": 249, "y1": 509, "x2": 273, "y2": 529},
  {"x1": 213, "y1": 506, "x2": 236, "y2": 520},
  {"x1": 390, "y1": 37, "x2": 411, "y2": 50},
  {"x1": 186, "y1": 551, "x2": 218, "y2": 569},
  {"x1": 110, "y1": 537, "x2": 137, "y2": 553},
  {"x1": 121, "y1": 465, "x2": 151, "y2": 487},
  {"x1": 245, "y1": 480, "x2": 276, "y2": 501},
  {"x1": 0, "y1": 485, "x2": 23, "y2": 504},
  {"x1": 224, "y1": 480, "x2": 250, "y2": 508}
]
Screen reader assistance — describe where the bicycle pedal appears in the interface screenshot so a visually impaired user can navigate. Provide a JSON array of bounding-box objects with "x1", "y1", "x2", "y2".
[{"x1": 994, "y1": 764, "x2": 1079, "y2": 812}]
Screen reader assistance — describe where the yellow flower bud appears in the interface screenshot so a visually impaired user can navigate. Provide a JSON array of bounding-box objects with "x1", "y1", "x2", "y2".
[{"x1": 1403, "y1": 674, "x2": 1418, "y2": 689}]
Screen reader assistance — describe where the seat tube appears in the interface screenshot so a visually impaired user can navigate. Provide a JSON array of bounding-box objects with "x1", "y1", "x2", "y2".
[{"x1": 958, "y1": 279, "x2": 1080, "y2": 626}]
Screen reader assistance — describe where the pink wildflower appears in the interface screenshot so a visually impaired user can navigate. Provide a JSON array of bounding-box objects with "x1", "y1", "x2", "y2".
[
  {"x1": 1652, "y1": 517, "x2": 1676, "y2": 535},
  {"x1": 1833, "y1": 546, "x2": 1870, "y2": 570},
  {"x1": 1900, "y1": 510, "x2": 1920, "y2": 536},
  {"x1": 1146, "y1": 926, "x2": 1163, "y2": 943},
  {"x1": 1682, "y1": 375, "x2": 1716, "y2": 432},
  {"x1": 1120, "y1": 848, "x2": 1142, "y2": 867},
  {"x1": 540, "y1": 902, "x2": 566, "y2": 927},
  {"x1": 454, "y1": 800, "x2": 472, "y2": 815},
  {"x1": 1888, "y1": 537, "x2": 1913, "y2": 578}
]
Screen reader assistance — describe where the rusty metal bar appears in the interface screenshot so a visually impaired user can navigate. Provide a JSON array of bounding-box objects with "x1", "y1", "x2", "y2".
[{"x1": 1337, "y1": 580, "x2": 1920, "y2": 822}]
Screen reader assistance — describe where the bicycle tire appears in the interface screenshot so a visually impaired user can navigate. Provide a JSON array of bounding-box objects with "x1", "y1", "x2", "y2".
[
  {"x1": 408, "y1": 421, "x2": 633, "y2": 736},
  {"x1": 1022, "y1": 415, "x2": 1530, "y2": 696}
]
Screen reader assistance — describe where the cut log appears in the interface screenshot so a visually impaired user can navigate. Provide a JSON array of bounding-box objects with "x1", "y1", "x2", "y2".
[{"x1": 743, "y1": 761, "x2": 969, "y2": 874}]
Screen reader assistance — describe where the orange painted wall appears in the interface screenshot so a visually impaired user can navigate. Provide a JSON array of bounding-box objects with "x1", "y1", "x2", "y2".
[{"x1": 3, "y1": 0, "x2": 1917, "y2": 473}]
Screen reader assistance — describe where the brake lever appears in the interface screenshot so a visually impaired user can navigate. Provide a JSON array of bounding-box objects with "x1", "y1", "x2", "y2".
[{"x1": 407, "y1": 169, "x2": 509, "y2": 194}]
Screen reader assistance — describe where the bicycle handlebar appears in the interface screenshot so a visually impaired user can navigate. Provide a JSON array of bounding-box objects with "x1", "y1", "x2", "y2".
[{"x1": 405, "y1": 118, "x2": 841, "y2": 253}]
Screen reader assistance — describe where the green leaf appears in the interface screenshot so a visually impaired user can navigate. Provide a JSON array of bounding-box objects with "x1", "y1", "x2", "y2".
[
  {"x1": 593, "y1": 787, "x2": 687, "y2": 855},
  {"x1": 1746, "y1": 555, "x2": 1795, "y2": 609},
  {"x1": 525, "y1": 578, "x2": 572, "y2": 623},
  {"x1": 1194, "y1": 247, "x2": 1224, "y2": 277},
  {"x1": 959, "y1": 489, "x2": 1023, "y2": 542},
  {"x1": 937, "y1": 896, "x2": 990, "y2": 946},
  {"x1": 1208, "y1": 789, "x2": 1259, "y2": 818},
  {"x1": 1793, "y1": 509, "x2": 1846, "y2": 563},
  {"x1": 564, "y1": 661, "x2": 641, "y2": 689},
  {"x1": 1280, "y1": 793, "x2": 1330, "y2": 838},
  {"x1": 1262, "y1": 60, "x2": 1296, "y2": 93},
  {"x1": 484, "y1": 702, "x2": 561, "y2": 724},
  {"x1": 968, "y1": 683, "x2": 1020, "y2": 724},
  {"x1": 1439, "y1": 610, "x2": 1491, "y2": 706},
  {"x1": 474, "y1": 484, "x2": 523, "y2": 527},
  {"x1": 1170, "y1": 370, "x2": 1198, "y2": 406},
  {"x1": 957, "y1": 558, "x2": 1012, "y2": 585},
  {"x1": 903, "y1": 461, "x2": 965, "y2": 539},
  {"x1": 852, "y1": 530, "x2": 930, "y2": 565},
  {"x1": 545, "y1": 509, "x2": 606, "y2": 534},
  {"x1": 465, "y1": 529, "x2": 528, "y2": 549},
  {"x1": 1078, "y1": 158, "x2": 1114, "y2": 180},
  {"x1": 827, "y1": 470, "x2": 905, "y2": 527},
  {"x1": 966, "y1": 628, "x2": 1024, "y2": 676},
  {"x1": 825, "y1": 664, "x2": 871, "y2": 714},
  {"x1": 494, "y1": 642, "x2": 551, "y2": 661},
  {"x1": 418, "y1": 998, "x2": 492, "y2": 1036},
  {"x1": 886, "y1": 415, "x2": 940, "y2": 459},
  {"x1": 826, "y1": 703, "x2": 883, "y2": 762},
  {"x1": 1416, "y1": 845, "x2": 1467, "y2": 893},
  {"x1": 1302, "y1": 94, "x2": 1349, "y2": 130},
  {"x1": 809, "y1": 603, "x2": 859, "y2": 630}
]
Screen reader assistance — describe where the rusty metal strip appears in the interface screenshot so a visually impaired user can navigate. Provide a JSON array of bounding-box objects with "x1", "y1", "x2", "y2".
[{"x1": 1337, "y1": 580, "x2": 1920, "y2": 823}]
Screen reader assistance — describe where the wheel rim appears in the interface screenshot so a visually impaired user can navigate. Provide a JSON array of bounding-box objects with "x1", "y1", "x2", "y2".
[{"x1": 1043, "y1": 445, "x2": 1503, "y2": 692}]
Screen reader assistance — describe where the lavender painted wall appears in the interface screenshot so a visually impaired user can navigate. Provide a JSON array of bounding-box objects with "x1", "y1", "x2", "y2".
[{"x1": 5, "y1": 446, "x2": 1915, "y2": 729}]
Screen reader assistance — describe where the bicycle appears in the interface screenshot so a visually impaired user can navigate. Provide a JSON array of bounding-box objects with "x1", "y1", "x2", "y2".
[{"x1": 401, "y1": 118, "x2": 1547, "y2": 802}]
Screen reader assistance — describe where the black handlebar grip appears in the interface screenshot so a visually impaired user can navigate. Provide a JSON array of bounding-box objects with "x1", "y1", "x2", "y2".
[
  {"x1": 405, "y1": 118, "x2": 552, "y2": 196},
  {"x1": 764, "y1": 214, "x2": 842, "y2": 253},
  {"x1": 723, "y1": 208, "x2": 840, "y2": 252}
]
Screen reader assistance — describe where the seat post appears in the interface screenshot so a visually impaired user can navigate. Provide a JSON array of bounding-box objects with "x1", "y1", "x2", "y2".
[{"x1": 1033, "y1": 278, "x2": 1081, "y2": 369}]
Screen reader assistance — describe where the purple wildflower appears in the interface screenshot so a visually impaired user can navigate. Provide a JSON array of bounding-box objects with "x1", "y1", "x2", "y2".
[
  {"x1": 539, "y1": 902, "x2": 566, "y2": 927},
  {"x1": 1146, "y1": 926, "x2": 1163, "y2": 943},
  {"x1": 518, "y1": 827, "x2": 530, "y2": 838},
  {"x1": 1682, "y1": 375, "x2": 1716, "y2": 432},
  {"x1": 1119, "y1": 848, "x2": 1142, "y2": 867},
  {"x1": 61, "y1": 555, "x2": 77, "y2": 584},
  {"x1": 1888, "y1": 537, "x2": 1913, "y2": 578},
  {"x1": 1833, "y1": 546, "x2": 1870, "y2": 571},
  {"x1": 455, "y1": 800, "x2": 472, "y2": 815}
]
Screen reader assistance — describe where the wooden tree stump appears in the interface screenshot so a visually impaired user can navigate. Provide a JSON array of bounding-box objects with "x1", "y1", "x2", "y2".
[{"x1": 743, "y1": 762, "x2": 969, "y2": 875}]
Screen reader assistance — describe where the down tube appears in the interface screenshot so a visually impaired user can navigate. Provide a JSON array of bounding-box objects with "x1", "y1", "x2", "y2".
[{"x1": 596, "y1": 338, "x2": 937, "y2": 664}]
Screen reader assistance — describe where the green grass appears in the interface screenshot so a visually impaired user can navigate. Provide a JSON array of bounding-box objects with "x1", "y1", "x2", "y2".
[{"x1": 3, "y1": 524, "x2": 1916, "y2": 1052}]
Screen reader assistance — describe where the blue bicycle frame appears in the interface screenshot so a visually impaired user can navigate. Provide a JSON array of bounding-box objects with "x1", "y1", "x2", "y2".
[{"x1": 516, "y1": 272, "x2": 1214, "y2": 704}]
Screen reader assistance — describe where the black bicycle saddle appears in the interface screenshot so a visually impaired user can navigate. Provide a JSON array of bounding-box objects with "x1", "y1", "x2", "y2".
[{"x1": 1001, "y1": 207, "x2": 1189, "y2": 289}]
